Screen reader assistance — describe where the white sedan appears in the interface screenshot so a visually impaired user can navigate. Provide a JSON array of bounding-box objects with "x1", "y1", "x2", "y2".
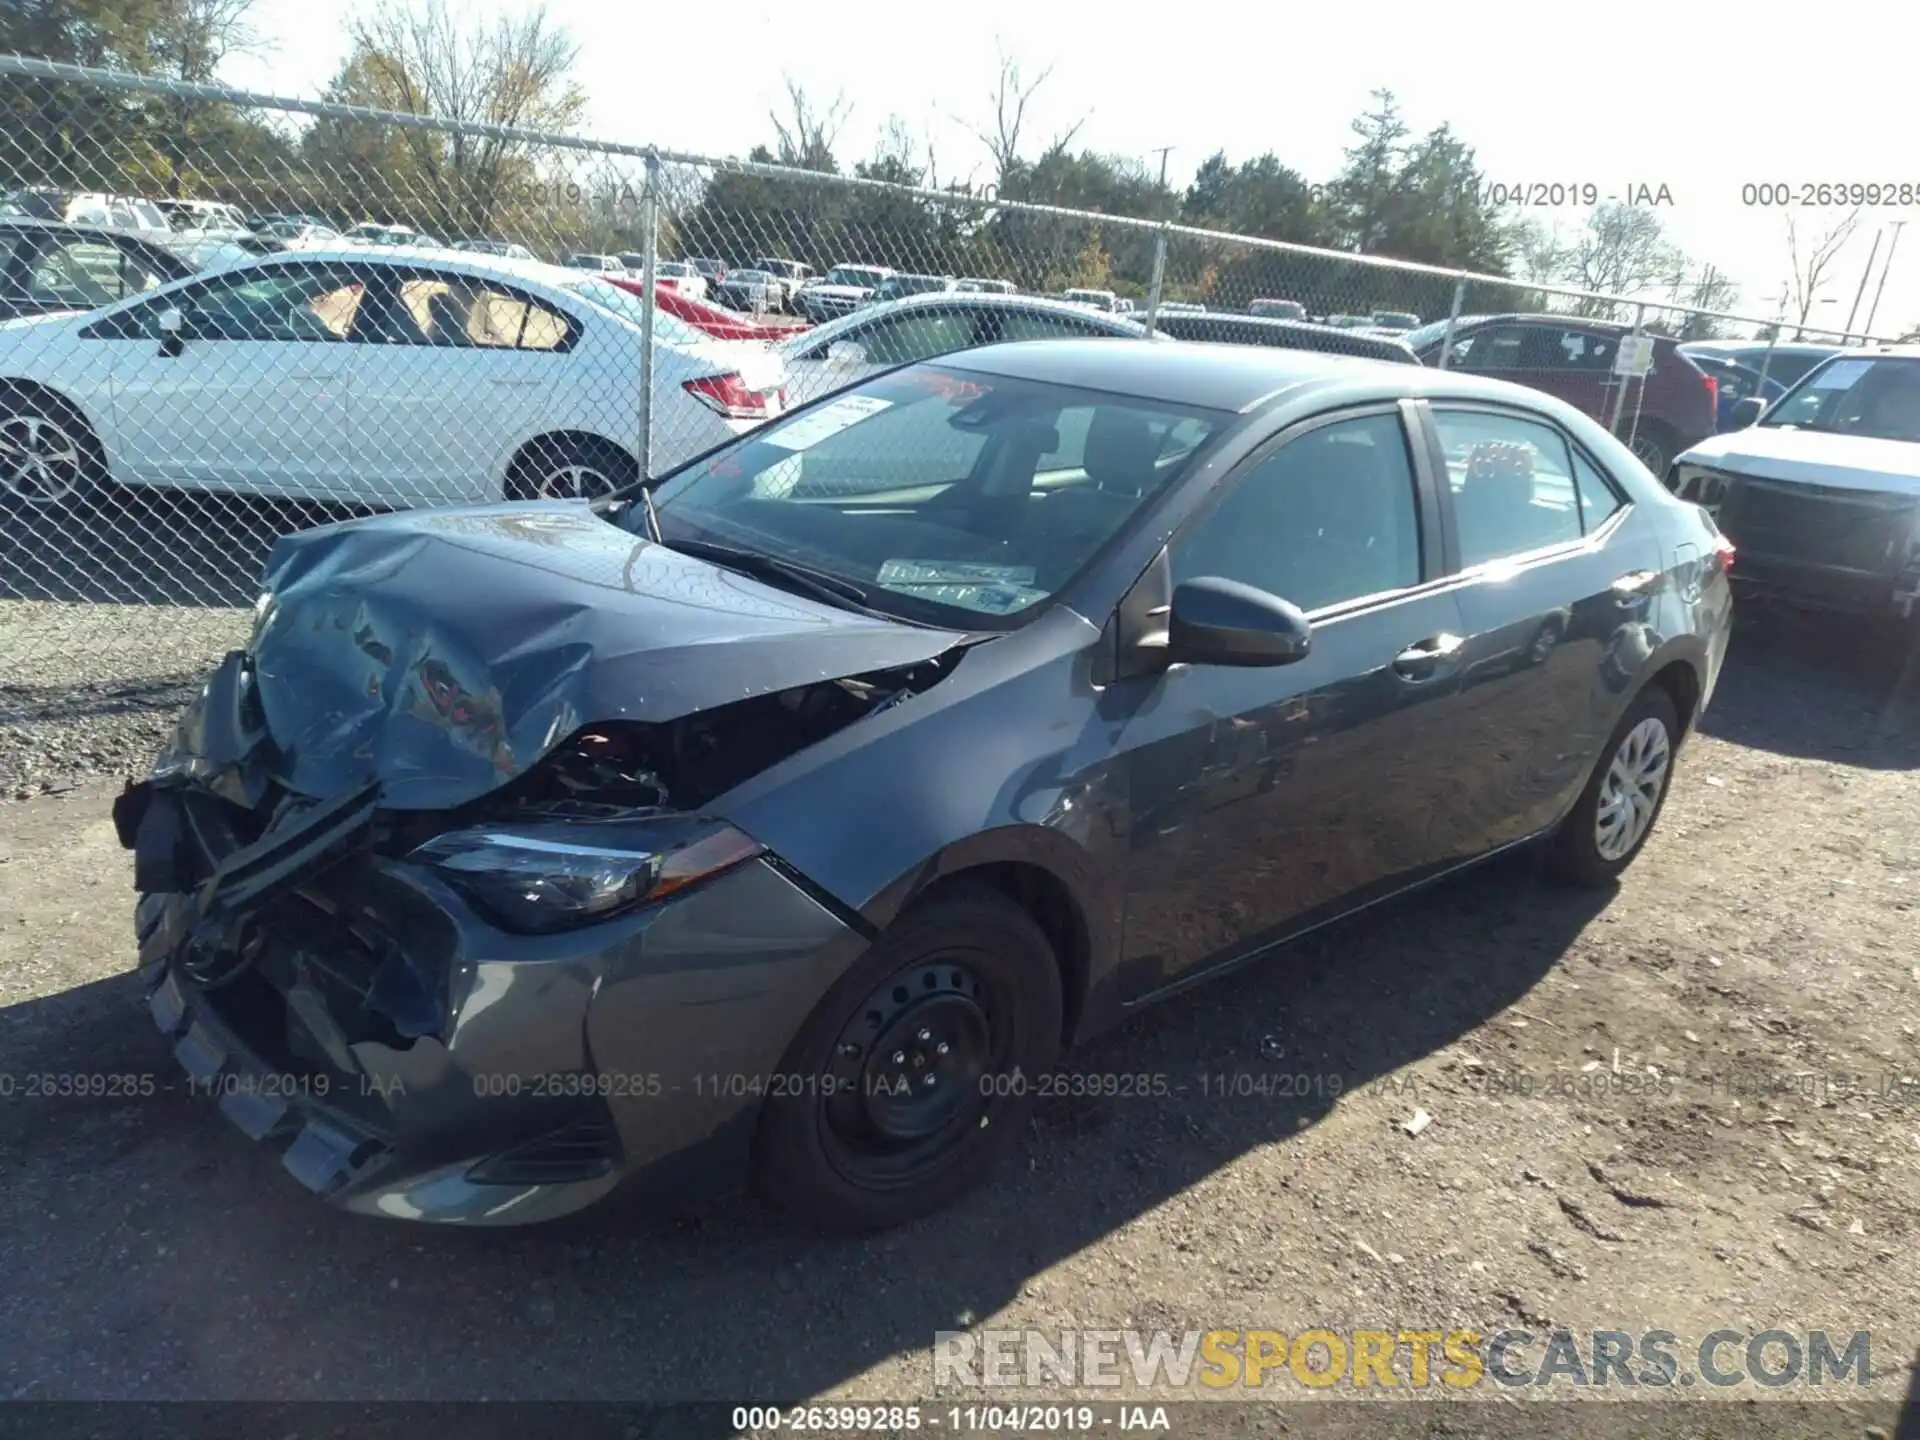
[{"x1": 0, "y1": 248, "x2": 786, "y2": 510}]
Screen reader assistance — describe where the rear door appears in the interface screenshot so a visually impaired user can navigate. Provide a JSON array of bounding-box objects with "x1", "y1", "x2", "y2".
[
  {"x1": 347, "y1": 265, "x2": 580, "y2": 505},
  {"x1": 1117, "y1": 404, "x2": 1474, "y2": 999},
  {"x1": 1418, "y1": 402, "x2": 1665, "y2": 848}
]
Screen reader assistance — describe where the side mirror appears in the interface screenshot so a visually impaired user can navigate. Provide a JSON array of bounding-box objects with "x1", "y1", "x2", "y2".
[
  {"x1": 157, "y1": 305, "x2": 186, "y2": 356},
  {"x1": 1167, "y1": 576, "x2": 1311, "y2": 668},
  {"x1": 1728, "y1": 395, "x2": 1765, "y2": 429},
  {"x1": 826, "y1": 340, "x2": 867, "y2": 364}
]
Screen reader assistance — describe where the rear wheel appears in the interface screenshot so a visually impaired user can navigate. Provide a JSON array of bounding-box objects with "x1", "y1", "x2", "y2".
[
  {"x1": 754, "y1": 883, "x2": 1063, "y2": 1231},
  {"x1": 1626, "y1": 425, "x2": 1673, "y2": 478},
  {"x1": 1548, "y1": 686, "x2": 1680, "y2": 886},
  {"x1": 506, "y1": 435, "x2": 635, "y2": 501}
]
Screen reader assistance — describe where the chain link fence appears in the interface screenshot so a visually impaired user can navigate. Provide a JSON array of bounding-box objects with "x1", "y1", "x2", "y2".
[{"x1": 0, "y1": 55, "x2": 1900, "y2": 779}]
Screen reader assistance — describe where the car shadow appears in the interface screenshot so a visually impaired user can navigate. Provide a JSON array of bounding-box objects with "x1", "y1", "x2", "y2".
[
  {"x1": 0, "y1": 842, "x2": 1603, "y2": 1403},
  {"x1": 1699, "y1": 602, "x2": 1920, "y2": 769},
  {"x1": 0, "y1": 489, "x2": 364, "y2": 607}
]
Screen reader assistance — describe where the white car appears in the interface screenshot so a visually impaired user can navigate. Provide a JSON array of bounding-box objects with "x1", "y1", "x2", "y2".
[
  {"x1": 1670, "y1": 347, "x2": 1920, "y2": 622},
  {"x1": 1061, "y1": 288, "x2": 1119, "y2": 313},
  {"x1": 344, "y1": 223, "x2": 444, "y2": 249},
  {"x1": 797, "y1": 263, "x2": 893, "y2": 322},
  {"x1": 650, "y1": 260, "x2": 710, "y2": 302},
  {"x1": 777, "y1": 292, "x2": 1154, "y2": 408},
  {"x1": 154, "y1": 199, "x2": 250, "y2": 233},
  {"x1": 0, "y1": 248, "x2": 787, "y2": 511}
]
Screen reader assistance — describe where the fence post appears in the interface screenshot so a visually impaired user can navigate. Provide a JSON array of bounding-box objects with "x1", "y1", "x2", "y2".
[
  {"x1": 1143, "y1": 225, "x2": 1169, "y2": 336},
  {"x1": 638, "y1": 147, "x2": 661, "y2": 481},
  {"x1": 1435, "y1": 277, "x2": 1467, "y2": 370},
  {"x1": 1610, "y1": 302, "x2": 1645, "y2": 437}
]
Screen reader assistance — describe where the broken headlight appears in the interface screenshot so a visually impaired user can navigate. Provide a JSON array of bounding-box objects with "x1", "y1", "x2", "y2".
[{"x1": 410, "y1": 817, "x2": 764, "y2": 934}]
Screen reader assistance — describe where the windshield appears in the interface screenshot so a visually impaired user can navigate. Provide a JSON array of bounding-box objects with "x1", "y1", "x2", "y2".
[
  {"x1": 569, "y1": 277, "x2": 708, "y2": 348},
  {"x1": 1373, "y1": 312, "x2": 1419, "y2": 329},
  {"x1": 827, "y1": 267, "x2": 883, "y2": 286},
  {"x1": 1759, "y1": 356, "x2": 1920, "y2": 441},
  {"x1": 638, "y1": 364, "x2": 1224, "y2": 628}
]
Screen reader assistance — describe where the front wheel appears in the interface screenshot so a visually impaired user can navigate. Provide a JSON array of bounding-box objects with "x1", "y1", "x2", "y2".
[
  {"x1": 753, "y1": 883, "x2": 1063, "y2": 1231},
  {"x1": 1547, "y1": 686, "x2": 1681, "y2": 886},
  {"x1": 0, "y1": 389, "x2": 103, "y2": 510},
  {"x1": 1627, "y1": 428, "x2": 1672, "y2": 477}
]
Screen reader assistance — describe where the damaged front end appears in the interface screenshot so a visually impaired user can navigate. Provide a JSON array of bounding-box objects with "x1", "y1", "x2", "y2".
[{"x1": 118, "y1": 515, "x2": 969, "y2": 1222}]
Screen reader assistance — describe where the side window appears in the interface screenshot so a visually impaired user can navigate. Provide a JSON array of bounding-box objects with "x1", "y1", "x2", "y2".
[
  {"x1": 395, "y1": 276, "x2": 573, "y2": 350},
  {"x1": 1432, "y1": 409, "x2": 1584, "y2": 565},
  {"x1": 992, "y1": 310, "x2": 1110, "y2": 343},
  {"x1": 852, "y1": 310, "x2": 973, "y2": 366},
  {"x1": 1449, "y1": 325, "x2": 1527, "y2": 371},
  {"x1": 1172, "y1": 412, "x2": 1422, "y2": 613},
  {"x1": 1572, "y1": 450, "x2": 1624, "y2": 532},
  {"x1": 0, "y1": 232, "x2": 23, "y2": 285},
  {"x1": 170, "y1": 265, "x2": 367, "y2": 342},
  {"x1": 27, "y1": 239, "x2": 139, "y2": 308},
  {"x1": 1527, "y1": 327, "x2": 1617, "y2": 371}
]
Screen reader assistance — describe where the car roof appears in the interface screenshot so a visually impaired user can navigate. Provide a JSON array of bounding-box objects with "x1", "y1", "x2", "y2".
[
  {"x1": 853, "y1": 291, "x2": 1147, "y2": 328},
  {"x1": 936, "y1": 338, "x2": 1642, "y2": 424},
  {"x1": 1149, "y1": 310, "x2": 1416, "y2": 350},
  {"x1": 219, "y1": 245, "x2": 613, "y2": 292}
]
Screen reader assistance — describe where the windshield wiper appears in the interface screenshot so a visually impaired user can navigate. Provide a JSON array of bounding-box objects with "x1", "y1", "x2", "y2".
[{"x1": 664, "y1": 536, "x2": 885, "y2": 615}]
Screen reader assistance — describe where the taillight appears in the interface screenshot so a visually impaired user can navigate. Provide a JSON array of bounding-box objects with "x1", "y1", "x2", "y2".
[
  {"x1": 684, "y1": 372, "x2": 779, "y2": 419},
  {"x1": 1709, "y1": 534, "x2": 1735, "y2": 573},
  {"x1": 1701, "y1": 371, "x2": 1718, "y2": 417}
]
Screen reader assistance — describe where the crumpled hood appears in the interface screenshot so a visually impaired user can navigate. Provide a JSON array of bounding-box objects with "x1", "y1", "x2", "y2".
[
  {"x1": 245, "y1": 502, "x2": 963, "y2": 810},
  {"x1": 1680, "y1": 426, "x2": 1920, "y2": 495}
]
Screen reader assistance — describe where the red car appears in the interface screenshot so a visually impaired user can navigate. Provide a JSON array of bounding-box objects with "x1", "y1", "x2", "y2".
[
  {"x1": 592, "y1": 275, "x2": 809, "y2": 342},
  {"x1": 1410, "y1": 313, "x2": 1718, "y2": 475}
]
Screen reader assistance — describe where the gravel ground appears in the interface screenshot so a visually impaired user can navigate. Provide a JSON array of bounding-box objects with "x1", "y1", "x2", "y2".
[{"x1": 0, "y1": 606, "x2": 1917, "y2": 1419}]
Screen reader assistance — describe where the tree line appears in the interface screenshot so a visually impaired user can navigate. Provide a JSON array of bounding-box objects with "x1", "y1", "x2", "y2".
[{"x1": 4, "y1": 0, "x2": 1754, "y2": 333}]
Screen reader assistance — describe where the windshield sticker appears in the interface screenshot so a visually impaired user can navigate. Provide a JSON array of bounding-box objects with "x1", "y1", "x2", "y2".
[
  {"x1": 877, "y1": 560, "x2": 1040, "y2": 587},
  {"x1": 763, "y1": 395, "x2": 894, "y2": 451},
  {"x1": 1807, "y1": 359, "x2": 1872, "y2": 390}
]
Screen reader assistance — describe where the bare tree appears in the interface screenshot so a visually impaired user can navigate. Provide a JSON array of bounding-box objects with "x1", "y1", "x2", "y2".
[
  {"x1": 320, "y1": 0, "x2": 586, "y2": 236},
  {"x1": 768, "y1": 77, "x2": 849, "y2": 173},
  {"x1": 145, "y1": 0, "x2": 265, "y2": 197},
  {"x1": 1558, "y1": 203, "x2": 1683, "y2": 317},
  {"x1": 969, "y1": 42, "x2": 1084, "y2": 189},
  {"x1": 1785, "y1": 208, "x2": 1862, "y2": 336}
]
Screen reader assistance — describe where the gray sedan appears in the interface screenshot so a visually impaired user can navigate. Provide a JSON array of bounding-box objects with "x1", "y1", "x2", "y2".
[{"x1": 116, "y1": 341, "x2": 1732, "y2": 1232}]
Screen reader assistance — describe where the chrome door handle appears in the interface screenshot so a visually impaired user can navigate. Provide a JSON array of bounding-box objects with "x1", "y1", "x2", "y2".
[
  {"x1": 1611, "y1": 570, "x2": 1661, "y2": 601},
  {"x1": 1392, "y1": 632, "x2": 1465, "y2": 681}
]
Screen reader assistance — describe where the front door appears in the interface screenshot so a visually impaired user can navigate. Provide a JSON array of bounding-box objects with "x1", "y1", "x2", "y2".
[
  {"x1": 103, "y1": 261, "x2": 366, "y2": 498},
  {"x1": 1115, "y1": 406, "x2": 1472, "y2": 1001}
]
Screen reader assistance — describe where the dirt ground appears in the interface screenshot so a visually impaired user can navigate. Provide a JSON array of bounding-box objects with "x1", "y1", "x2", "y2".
[{"x1": 1, "y1": 606, "x2": 1917, "y2": 1419}]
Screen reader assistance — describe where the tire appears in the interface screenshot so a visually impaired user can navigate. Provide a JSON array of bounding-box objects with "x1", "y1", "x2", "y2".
[
  {"x1": 506, "y1": 435, "x2": 636, "y2": 501},
  {"x1": 1626, "y1": 426, "x2": 1673, "y2": 478},
  {"x1": 0, "y1": 386, "x2": 104, "y2": 511},
  {"x1": 753, "y1": 882, "x2": 1064, "y2": 1232},
  {"x1": 1547, "y1": 685, "x2": 1681, "y2": 886}
]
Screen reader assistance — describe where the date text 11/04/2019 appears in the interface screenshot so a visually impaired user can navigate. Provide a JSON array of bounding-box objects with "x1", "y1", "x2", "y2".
[{"x1": 1477, "y1": 182, "x2": 1674, "y2": 208}]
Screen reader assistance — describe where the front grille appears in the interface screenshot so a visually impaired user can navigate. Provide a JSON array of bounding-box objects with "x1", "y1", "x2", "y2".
[{"x1": 1722, "y1": 479, "x2": 1916, "y2": 575}]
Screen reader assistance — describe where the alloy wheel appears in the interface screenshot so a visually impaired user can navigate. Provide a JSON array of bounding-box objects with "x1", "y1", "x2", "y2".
[
  {"x1": 0, "y1": 412, "x2": 85, "y2": 504},
  {"x1": 534, "y1": 463, "x2": 615, "y2": 500},
  {"x1": 1594, "y1": 715, "x2": 1671, "y2": 860}
]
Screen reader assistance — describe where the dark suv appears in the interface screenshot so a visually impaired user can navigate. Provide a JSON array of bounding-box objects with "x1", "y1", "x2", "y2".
[{"x1": 1409, "y1": 314, "x2": 1718, "y2": 475}]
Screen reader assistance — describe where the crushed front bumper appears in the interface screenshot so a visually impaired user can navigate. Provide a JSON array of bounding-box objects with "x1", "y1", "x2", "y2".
[{"x1": 121, "y1": 775, "x2": 860, "y2": 1226}]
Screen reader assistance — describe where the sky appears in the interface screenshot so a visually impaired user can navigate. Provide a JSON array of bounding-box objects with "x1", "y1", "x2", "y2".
[{"x1": 219, "y1": 0, "x2": 1920, "y2": 338}]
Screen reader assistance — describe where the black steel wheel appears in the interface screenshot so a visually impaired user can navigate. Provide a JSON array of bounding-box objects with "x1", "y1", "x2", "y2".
[{"x1": 754, "y1": 882, "x2": 1062, "y2": 1231}]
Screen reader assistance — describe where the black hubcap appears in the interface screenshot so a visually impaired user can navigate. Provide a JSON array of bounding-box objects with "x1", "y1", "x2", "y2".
[{"x1": 821, "y1": 961, "x2": 999, "y2": 1183}]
